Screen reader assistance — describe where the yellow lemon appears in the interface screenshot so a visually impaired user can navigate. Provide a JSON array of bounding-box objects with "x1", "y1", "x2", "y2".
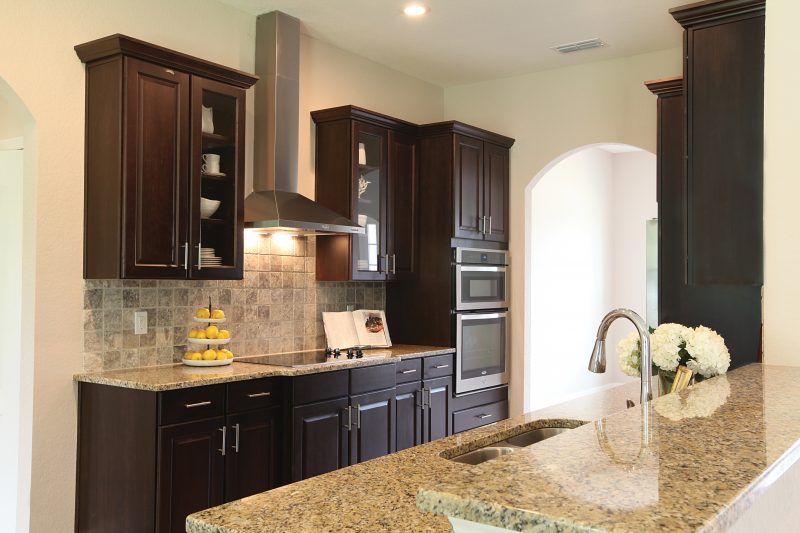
[
  {"x1": 202, "y1": 349, "x2": 217, "y2": 361},
  {"x1": 216, "y1": 351, "x2": 228, "y2": 360},
  {"x1": 195, "y1": 308, "x2": 211, "y2": 319},
  {"x1": 211, "y1": 309, "x2": 225, "y2": 319},
  {"x1": 205, "y1": 325, "x2": 219, "y2": 339},
  {"x1": 220, "y1": 349, "x2": 234, "y2": 359},
  {"x1": 218, "y1": 329, "x2": 230, "y2": 339},
  {"x1": 189, "y1": 352, "x2": 203, "y2": 361},
  {"x1": 188, "y1": 329, "x2": 198, "y2": 339},
  {"x1": 195, "y1": 330, "x2": 207, "y2": 340}
]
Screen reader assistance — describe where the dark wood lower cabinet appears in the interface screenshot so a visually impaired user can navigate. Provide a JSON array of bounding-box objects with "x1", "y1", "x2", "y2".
[
  {"x1": 156, "y1": 418, "x2": 225, "y2": 533},
  {"x1": 424, "y1": 377, "x2": 452, "y2": 442},
  {"x1": 350, "y1": 388, "x2": 396, "y2": 464},
  {"x1": 225, "y1": 407, "x2": 281, "y2": 501},
  {"x1": 291, "y1": 397, "x2": 350, "y2": 481},
  {"x1": 395, "y1": 381, "x2": 423, "y2": 451}
]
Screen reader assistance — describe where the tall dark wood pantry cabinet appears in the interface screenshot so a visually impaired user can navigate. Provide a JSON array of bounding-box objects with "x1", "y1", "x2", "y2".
[{"x1": 76, "y1": 34, "x2": 257, "y2": 280}]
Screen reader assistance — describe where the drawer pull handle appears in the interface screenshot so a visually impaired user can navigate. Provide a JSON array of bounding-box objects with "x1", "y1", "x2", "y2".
[
  {"x1": 475, "y1": 413, "x2": 493, "y2": 419},
  {"x1": 400, "y1": 369, "x2": 417, "y2": 374},
  {"x1": 247, "y1": 392, "x2": 272, "y2": 398},
  {"x1": 433, "y1": 364, "x2": 450, "y2": 369},
  {"x1": 184, "y1": 401, "x2": 212, "y2": 409}
]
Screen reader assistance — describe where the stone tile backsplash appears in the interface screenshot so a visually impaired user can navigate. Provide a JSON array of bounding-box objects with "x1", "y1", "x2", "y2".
[{"x1": 82, "y1": 236, "x2": 385, "y2": 372}]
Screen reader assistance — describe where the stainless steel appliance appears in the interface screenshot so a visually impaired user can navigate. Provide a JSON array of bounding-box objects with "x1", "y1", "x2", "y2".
[
  {"x1": 453, "y1": 247, "x2": 510, "y2": 394},
  {"x1": 454, "y1": 247, "x2": 508, "y2": 310}
]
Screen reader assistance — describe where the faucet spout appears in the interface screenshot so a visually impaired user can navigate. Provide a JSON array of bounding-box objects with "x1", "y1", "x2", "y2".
[{"x1": 588, "y1": 308, "x2": 652, "y2": 404}]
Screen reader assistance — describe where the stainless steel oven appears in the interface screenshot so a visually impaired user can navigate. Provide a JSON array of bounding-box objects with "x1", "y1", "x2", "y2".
[
  {"x1": 454, "y1": 248, "x2": 508, "y2": 311},
  {"x1": 455, "y1": 311, "x2": 510, "y2": 394}
]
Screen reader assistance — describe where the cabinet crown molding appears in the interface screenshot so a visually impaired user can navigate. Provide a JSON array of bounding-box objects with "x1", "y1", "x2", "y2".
[
  {"x1": 670, "y1": 0, "x2": 765, "y2": 27},
  {"x1": 419, "y1": 121, "x2": 515, "y2": 148},
  {"x1": 75, "y1": 34, "x2": 258, "y2": 89},
  {"x1": 645, "y1": 76, "x2": 684, "y2": 97},
  {"x1": 311, "y1": 105, "x2": 419, "y2": 135}
]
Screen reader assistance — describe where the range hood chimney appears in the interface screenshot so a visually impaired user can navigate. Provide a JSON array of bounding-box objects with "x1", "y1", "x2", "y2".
[{"x1": 245, "y1": 11, "x2": 363, "y2": 235}]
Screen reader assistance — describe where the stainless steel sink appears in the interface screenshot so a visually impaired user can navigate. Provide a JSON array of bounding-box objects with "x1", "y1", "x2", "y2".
[
  {"x1": 501, "y1": 427, "x2": 570, "y2": 447},
  {"x1": 451, "y1": 447, "x2": 515, "y2": 465},
  {"x1": 448, "y1": 425, "x2": 575, "y2": 465}
]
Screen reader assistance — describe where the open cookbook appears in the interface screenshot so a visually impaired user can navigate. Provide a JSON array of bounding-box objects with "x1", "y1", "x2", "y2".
[{"x1": 322, "y1": 309, "x2": 392, "y2": 349}]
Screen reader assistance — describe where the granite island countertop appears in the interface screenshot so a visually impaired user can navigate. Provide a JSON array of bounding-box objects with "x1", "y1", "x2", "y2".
[
  {"x1": 185, "y1": 378, "x2": 652, "y2": 532},
  {"x1": 417, "y1": 364, "x2": 800, "y2": 532},
  {"x1": 73, "y1": 344, "x2": 454, "y2": 391}
]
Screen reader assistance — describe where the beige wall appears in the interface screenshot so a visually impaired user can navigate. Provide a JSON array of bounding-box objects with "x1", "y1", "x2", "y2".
[
  {"x1": 0, "y1": 95, "x2": 24, "y2": 139},
  {"x1": 0, "y1": 1, "x2": 443, "y2": 530},
  {"x1": 763, "y1": 0, "x2": 799, "y2": 365},
  {"x1": 444, "y1": 48, "x2": 682, "y2": 416}
]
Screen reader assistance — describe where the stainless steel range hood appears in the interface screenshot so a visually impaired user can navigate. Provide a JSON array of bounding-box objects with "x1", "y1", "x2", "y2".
[{"x1": 245, "y1": 11, "x2": 363, "y2": 235}]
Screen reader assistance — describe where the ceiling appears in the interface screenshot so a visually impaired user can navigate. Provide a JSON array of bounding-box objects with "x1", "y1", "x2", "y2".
[{"x1": 220, "y1": 0, "x2": 683, "y2": 87}]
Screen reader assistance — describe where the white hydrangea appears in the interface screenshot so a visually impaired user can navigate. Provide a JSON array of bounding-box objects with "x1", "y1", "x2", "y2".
[
  {"x1": 650, "y1": 323, "x2": 691, "y2": 372},
  {"x1": 617, "y1": 330, "x2": 641, "y2": 377},
  {"x1": 684, "y1": 326, "x2": 731, "y2": 378}
]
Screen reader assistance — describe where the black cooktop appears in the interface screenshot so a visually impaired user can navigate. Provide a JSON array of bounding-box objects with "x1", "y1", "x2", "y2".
[{"x1": 242, "y1": 349, "x2": 388, "y2": 368}]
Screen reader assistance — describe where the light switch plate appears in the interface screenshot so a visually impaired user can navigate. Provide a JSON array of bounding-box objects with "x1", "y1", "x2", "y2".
[{"x1": 134, "y1": 311, "x2": 148, "y2": 335}]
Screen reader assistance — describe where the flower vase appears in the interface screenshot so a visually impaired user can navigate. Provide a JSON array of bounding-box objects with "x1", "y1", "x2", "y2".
[{"x1": 658, "y1": 370, "x2": 677, "y2": 396}]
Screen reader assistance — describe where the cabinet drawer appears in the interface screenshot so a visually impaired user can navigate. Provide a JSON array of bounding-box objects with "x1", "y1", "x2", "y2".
[
  {"x1": 350, "y1": 364, "x2": 396, "y2": 395},
  {"x1": 396, "y1": 358, "x2": 422, "y2": 384},
  {"x1": 159, "y1": 385, "x2": 225, "y2": 426},
  {"x1": 293, "y1": 370, "x2": 349, "y2": 405},
  {"x1": 452, "y1": 400, "x2": 508, "y2": 434},
  {"x1": 227, "y1": 378, "x2": 282, "y2": 413},
  {"x1": 423, "y1": 354, "x2": 454, "y2": 379}
]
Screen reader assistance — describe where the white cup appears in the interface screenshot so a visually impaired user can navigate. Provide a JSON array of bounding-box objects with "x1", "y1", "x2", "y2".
[
  {"x1": 201, "y1": 153, "x2": 221, "y2": 174},
  {"x1": 201, "y1": 106, "x2": 214, "y2": 134},
  {"x1": 358, "y1": 143, "x2": 367, "y2": 165}
]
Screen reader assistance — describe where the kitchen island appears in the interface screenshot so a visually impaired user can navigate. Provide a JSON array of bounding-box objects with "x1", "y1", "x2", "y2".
[{"x1": 186, "y1": 364, "x2": 800, "y2": 532}]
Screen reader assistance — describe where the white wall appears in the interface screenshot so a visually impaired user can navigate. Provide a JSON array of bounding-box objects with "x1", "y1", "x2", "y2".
[
  {"x1": 763, "y1": 0, "x2": 800, "y2": 365},
  {"x1": 0, "y1": 139, "x2": 24, "y2": 532},
  {"x1": 0, "y1": 1, "x2": 444, "y2": 530},
  {"x1": 528, "y1": 148, "x2": 655, "y2": 410},
  {"x1": 445, "y1": 48, "x2": 681, "y2": 416}
]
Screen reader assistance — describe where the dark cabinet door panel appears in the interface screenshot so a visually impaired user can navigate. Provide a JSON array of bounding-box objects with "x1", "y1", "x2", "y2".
[
  {"x1": 350, "y1": 388, "x2": 395, "y2": 464},
  {"x1": 123, "y1": 57, "x2": 190, "y2": 278},
  {"x1": 685, "y1": 14, "x2": 764, "y2": 285},
  {"x1": 387, "y1": 130, "x2": 419, "y2": 279},
  {"x1": 395, "y1": 382, "x2": 423, "y2": 452},
  {"x1": 225, "y1": 407, "x2": 280, "y2": 501},
  {"x1": 453, "y1": 135, "x2": 484, "y2": 240},
  {"x1": 292, "y1": 398, "x2": 350, "y2": 481},
  {"x1": 483, "y1": 142, "x2": 509, "y2": 243},
  {"x1": 424, "y1": 376, "x2": 451, "y2": 443},
  {"x1": 156, "y1": 418, "x2": 224, "y2": 533}
]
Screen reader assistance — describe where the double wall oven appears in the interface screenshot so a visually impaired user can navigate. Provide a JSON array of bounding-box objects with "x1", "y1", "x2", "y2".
[{"x1": 453, "y1": 247, "x2": 509, "y2": 394}]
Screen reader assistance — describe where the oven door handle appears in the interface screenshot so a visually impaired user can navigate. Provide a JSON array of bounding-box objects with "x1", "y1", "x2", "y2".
[
  {"x1": 457, "y1": 311, "x2": 508, "y2": 322},
  {"x1": 456, "y1": 265, "x2": 507, "y2": 273}
]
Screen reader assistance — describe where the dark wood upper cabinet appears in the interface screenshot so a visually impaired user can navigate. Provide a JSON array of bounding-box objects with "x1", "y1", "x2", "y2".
[
  {"x1": 453, "y1": 135, "x2": 485, "y2": 240},
  {"x1": 312, "y1": 106, "x2": 419, "y2": 281},
  {"x1": 483, "y1": 142, "x2": 510, "y2": 243},
  {"x1": 670, "y1": 0, "x2": 765, "y2": 286},
  {"x1": 76, "y1": 34, "x2": 256, "y2": 280}
]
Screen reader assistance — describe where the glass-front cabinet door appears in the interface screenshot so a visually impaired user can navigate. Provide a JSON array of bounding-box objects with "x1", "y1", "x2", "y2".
[
  {"x1": 189, "y1": 77, "x2": 245, "y2": 280},
  {"x1": 351, "y1": 122, "x2": 388, "y2": 281}
]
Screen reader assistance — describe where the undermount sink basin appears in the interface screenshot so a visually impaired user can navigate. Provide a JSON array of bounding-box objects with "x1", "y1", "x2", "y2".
[
  {"x1": 501, "y1": 427, "x2": 571, "y2": 447},
  {"x1": 449, "y1": 425, "x2": 575, "y2": 465},
  {"x1": 451, "y1": 447, "x2": 515, "y2": 465}
]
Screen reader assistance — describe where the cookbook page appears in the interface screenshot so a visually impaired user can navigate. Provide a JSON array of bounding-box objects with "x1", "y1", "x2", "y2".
[
  {"x1": 352, "y1": 310, "x2": 392, "y2": 347},
  {"x1": 322, "y1": 311, "x2": 360, "y2": 349}
]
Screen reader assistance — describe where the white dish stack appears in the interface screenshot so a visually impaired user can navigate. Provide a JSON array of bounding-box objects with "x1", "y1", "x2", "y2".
[{"x1": 200, "y1": 247, "x2": 223, "y2": 266}]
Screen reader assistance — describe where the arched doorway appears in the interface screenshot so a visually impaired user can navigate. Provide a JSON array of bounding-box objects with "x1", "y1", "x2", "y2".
[
  {"x1": 523, "y1": 144, "x2": 656, "y2": 411},
  {"x1": 0, "y1": 77, "x2": 36, "y2": 533}
]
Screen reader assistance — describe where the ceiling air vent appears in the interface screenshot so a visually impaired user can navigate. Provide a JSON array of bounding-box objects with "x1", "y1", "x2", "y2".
[{"x1": 552, "y1": 38, "x2": 606, "y2": 54}]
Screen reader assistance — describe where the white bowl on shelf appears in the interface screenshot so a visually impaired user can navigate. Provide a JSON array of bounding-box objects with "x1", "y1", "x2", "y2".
[
  {"x1": 200, "y1": 198, "x2": 221, "y2": 218},
  {"x1": 182, "y1": 358, "x2": 233, "y2": 367}
]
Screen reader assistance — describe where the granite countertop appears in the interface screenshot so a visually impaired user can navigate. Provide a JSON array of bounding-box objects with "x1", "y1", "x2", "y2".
[
  {"x1": 418, "y1": 364, "x2": 800, "y2": 532},
  {"x1": 186, "y1": 378, "x2": 648, "y2": 533},
  {"x1": 73, "y1": 344, "x2": 454, "y2": 391}
]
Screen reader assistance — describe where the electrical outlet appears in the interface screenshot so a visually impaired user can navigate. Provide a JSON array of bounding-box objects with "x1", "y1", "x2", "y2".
[
  {"x1": 346, "y1": 304, "x2": 355, "y2": 312},
  {"x1": 134, "y1": 311, "x2": 148, "y2": 335}
]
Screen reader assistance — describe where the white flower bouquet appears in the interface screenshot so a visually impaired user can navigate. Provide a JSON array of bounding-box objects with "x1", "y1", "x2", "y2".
[{"x1": 617, "y1": 322, "x2": 731, "y2": 383}]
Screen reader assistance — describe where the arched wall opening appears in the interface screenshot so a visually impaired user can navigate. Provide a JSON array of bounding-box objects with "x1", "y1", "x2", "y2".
[
  {"x1": 523, "y1": 144, "x2": 656, "y2": 412},
  {"x1": 0, "y1": 77, "x2": 37, "y2": 533}
]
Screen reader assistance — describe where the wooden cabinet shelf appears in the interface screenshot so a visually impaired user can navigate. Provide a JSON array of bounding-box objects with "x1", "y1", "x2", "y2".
[{"x1": 76, "y1": 34, "x2": 256, "y2": 280}]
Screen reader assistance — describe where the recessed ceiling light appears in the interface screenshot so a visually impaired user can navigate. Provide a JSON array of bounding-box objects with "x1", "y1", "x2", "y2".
[{"x1": 403, "y1": 4, "x2": 428, "y2": 17}]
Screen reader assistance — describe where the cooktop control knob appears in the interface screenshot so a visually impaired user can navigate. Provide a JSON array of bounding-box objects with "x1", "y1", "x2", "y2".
[
  {"x1": 346, "y1": 348, "x2": 355, "y2": 359},
  {"x1": 356, "y1": 349, "x2": 364, "y2": 359},
  {"x1": 333, "y1": 348, "x2": 341, "y2": 358}
]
